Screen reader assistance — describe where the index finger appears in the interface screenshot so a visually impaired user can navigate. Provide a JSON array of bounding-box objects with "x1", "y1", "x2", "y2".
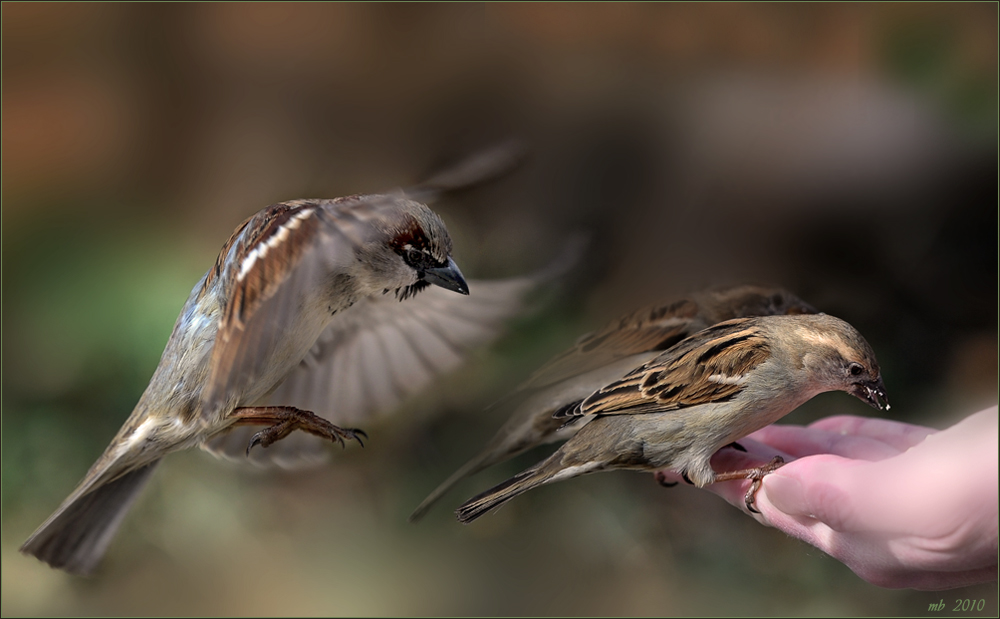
[{"x1": 746, "y1": 423, "x2": 906, "y2": 461}]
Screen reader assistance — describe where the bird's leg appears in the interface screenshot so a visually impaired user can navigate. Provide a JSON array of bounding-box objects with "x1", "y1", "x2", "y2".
[
  {"x1": 656, "y1": 442, "x2": 785, "y2": 494},
  {"x1": 228, "y1": 406, "x2": 367, "y2": 456},
  {"x1": 712, "y1": 456, "x2": 785, "y2": 514}
]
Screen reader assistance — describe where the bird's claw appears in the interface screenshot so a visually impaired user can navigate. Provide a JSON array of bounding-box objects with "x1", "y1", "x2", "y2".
[
  {"x1": 743, "y1": 456, "x2": 784, "y2": 514},
  {"x1": 246, "y1": 432, "x2": 264, "y2": 456},
  {"x1": 234, "y1": 406, "x2": 368, "y2": 457},
  {"x1": 338, "y1": 428, "x2": 367, "y2": 449}
]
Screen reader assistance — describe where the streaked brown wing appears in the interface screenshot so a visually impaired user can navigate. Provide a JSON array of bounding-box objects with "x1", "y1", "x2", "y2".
[
  {"x1": 202, "y1": 196, "x2": 391, "y2": 415},
  {"x1": 569, "y1": 318, "x2": 771, "y2": 417}
]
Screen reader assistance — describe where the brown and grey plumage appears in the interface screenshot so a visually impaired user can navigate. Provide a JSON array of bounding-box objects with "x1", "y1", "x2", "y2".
[
  {"x1": 410, "y1": 285, "x2": 816, "y2": 521},
  {"x1": 21, "y1": 165, "x2": 556, "y2": 574},
  {"x1": 456, "y1": 313, "x2": 889, "y2": 524}
]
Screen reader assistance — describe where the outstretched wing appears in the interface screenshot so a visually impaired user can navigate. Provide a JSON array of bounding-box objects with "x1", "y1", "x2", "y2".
[
  {"x1": 203, "y1": 272, "x2": 554, "y2": 468},
  {"x1": 271, "y1": 276, "x2": 541, "y2": 423}
]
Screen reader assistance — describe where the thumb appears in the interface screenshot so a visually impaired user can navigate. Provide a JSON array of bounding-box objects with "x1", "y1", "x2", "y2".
[{"x1": 762, "y1": 455, "x2": 876, "y2": 532}]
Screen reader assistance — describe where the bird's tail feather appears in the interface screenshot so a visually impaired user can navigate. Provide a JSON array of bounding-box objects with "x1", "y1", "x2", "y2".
[
  {"x1": 409, "y1": 451, "x2": 497, "y2": 523},
  {"x1": 20, "y1": 461, "x2": 160, "y2": 575},
  {"x1": 455, "y1": 466, "x2": 552, "y2": 524}
]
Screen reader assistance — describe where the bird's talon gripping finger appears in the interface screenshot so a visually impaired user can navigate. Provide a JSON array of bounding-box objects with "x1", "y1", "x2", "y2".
[
  {"x1": 745, "y1": 478, "x2": 764, "y2": 514},
  {"x1": 743, "y1": 456, "x2": 785, "y2": 513}
]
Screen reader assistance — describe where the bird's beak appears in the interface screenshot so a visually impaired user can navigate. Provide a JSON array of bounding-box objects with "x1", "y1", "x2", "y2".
[
  {"x1": 422, "y1": 256, "x2": 469, "y2": 295},
  {"x1": 849, "y1": 376, "x2": 890, "y2": 411}
]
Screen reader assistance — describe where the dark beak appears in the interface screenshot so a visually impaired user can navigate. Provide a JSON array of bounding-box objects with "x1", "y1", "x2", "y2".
[
  {"x1": 422, "y1": 256, "x2": 469, "y2": 295},
  {"x1": 849, "y1": 377, "x2": 890, "y2": 411}
]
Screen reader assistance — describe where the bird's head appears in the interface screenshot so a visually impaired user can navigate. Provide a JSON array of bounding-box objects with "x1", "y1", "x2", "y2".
[
  {"x1": 793, "y1": 314, "x2": 890, "y2": 411},
  {"x1": 358, "y1": 198, "x2": 468, "y2": 301}
]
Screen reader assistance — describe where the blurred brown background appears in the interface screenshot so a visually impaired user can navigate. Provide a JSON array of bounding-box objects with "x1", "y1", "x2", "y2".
[{"x1": 2, "y1": 4, "x2": 996, "y2": 616}]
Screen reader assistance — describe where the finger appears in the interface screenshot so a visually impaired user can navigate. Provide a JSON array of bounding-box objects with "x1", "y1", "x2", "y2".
[
  {"x1": 808, "y1": 415, "x2": 937, "y2": 452},
  {"x1": 758, "y1": 454, "x2": 934, "y2": 535},
  {"x1": 747, "y1": 424, "x2": 907, "y2": 460},
  {"x1": 749, "y1": 501, "x2": 999, "y2": 591},
  {"x1": 758, "y1": 454, "x2": 896, "y2": 532},
  {"x1": 744, "y1": 484, "x2": 836, "y2": 540},
  {"x1": 710, "y1": 439, "x2": 792, "y2": 471},
  {"x1": 743, "y1": 491, "x2": 999, "y2": 591}
]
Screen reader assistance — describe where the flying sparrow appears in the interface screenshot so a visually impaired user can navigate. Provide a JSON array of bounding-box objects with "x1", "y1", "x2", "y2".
[
  {"x1": 455, "y1": 313, "x2": 889, "y2": 524},
  {"x1": 410, "y1": 285, "x2": 816, "y2": 521},
  {"x1": 20, "y1": 181, "x2": 550, "y2": 574}
]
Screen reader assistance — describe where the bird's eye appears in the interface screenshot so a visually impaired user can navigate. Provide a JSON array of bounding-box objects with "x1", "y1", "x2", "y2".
[
  {"x1": 848, "y1": 362, "x2": 865, "y2": 377},
  {"x1": 404, "y1": 248, "x2": 423, "y2": 265}
]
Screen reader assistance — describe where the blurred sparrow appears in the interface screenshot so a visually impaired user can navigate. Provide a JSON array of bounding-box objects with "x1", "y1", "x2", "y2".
[
  {"x1": 21, "y1": 153, "x2": 554, "y2": 574},
  {"x1": 455, "y1": 313, "x2": 889, "y2": 524},
  {"x1": 410, "y1": 285, "x2": 815, "y2": 521}
]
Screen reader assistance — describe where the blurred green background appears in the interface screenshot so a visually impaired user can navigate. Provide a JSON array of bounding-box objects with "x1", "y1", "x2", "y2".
[{"x1": 2, "y1": 4, "x2": 997, "y2": 616}]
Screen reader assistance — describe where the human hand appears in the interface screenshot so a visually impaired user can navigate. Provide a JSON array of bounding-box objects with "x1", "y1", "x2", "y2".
[{"x1": 682, "y1": 407, "x2": 998, "y2": 590}]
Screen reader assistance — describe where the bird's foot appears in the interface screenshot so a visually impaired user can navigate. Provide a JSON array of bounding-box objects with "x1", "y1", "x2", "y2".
[
  {"x1": 655, "y1": 473, "x2": 678, "y2": 488},
  {"x1": 653, "y1": 469, "x2": 694, "y2": 488},
  {"x1": 713, "y1": 456, "x2": 785, "y2": 514},
  {"x1": 229, "y1": 406, "x2": 367, "y2": 456}
]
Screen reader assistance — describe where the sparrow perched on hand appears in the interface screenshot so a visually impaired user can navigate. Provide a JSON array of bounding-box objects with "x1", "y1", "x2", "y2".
[
  {"x1": 410, "y1": 285, "x2": 816, "y2": 521},
  {"x1": 455, "y1": 313, "x2": 889, "y2": 524},
  {"x1": 21, "y1": 173, "x2": 553, "y2": 574}
]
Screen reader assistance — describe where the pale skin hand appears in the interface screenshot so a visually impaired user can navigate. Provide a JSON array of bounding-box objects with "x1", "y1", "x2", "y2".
[{"x1": 658, "y1": 407, "x2": 999, "y2": 590}]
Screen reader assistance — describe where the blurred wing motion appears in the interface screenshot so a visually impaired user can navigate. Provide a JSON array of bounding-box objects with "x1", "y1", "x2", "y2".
[
  {"x1": 403, "y1": 138, "x2": 528, "y2": 203},
  {"x1": 512, "y1": 284, "x2": 813, "y2": 393},
  {"x1": 410, "y1": 285, "x2": 815, "y2": 521},
  {"x1": 204, "y1": 246, "x2": 579, "y2": 469},
  {"x1": 518, "y1": 299, "x2": 704, "y2": 392}
]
